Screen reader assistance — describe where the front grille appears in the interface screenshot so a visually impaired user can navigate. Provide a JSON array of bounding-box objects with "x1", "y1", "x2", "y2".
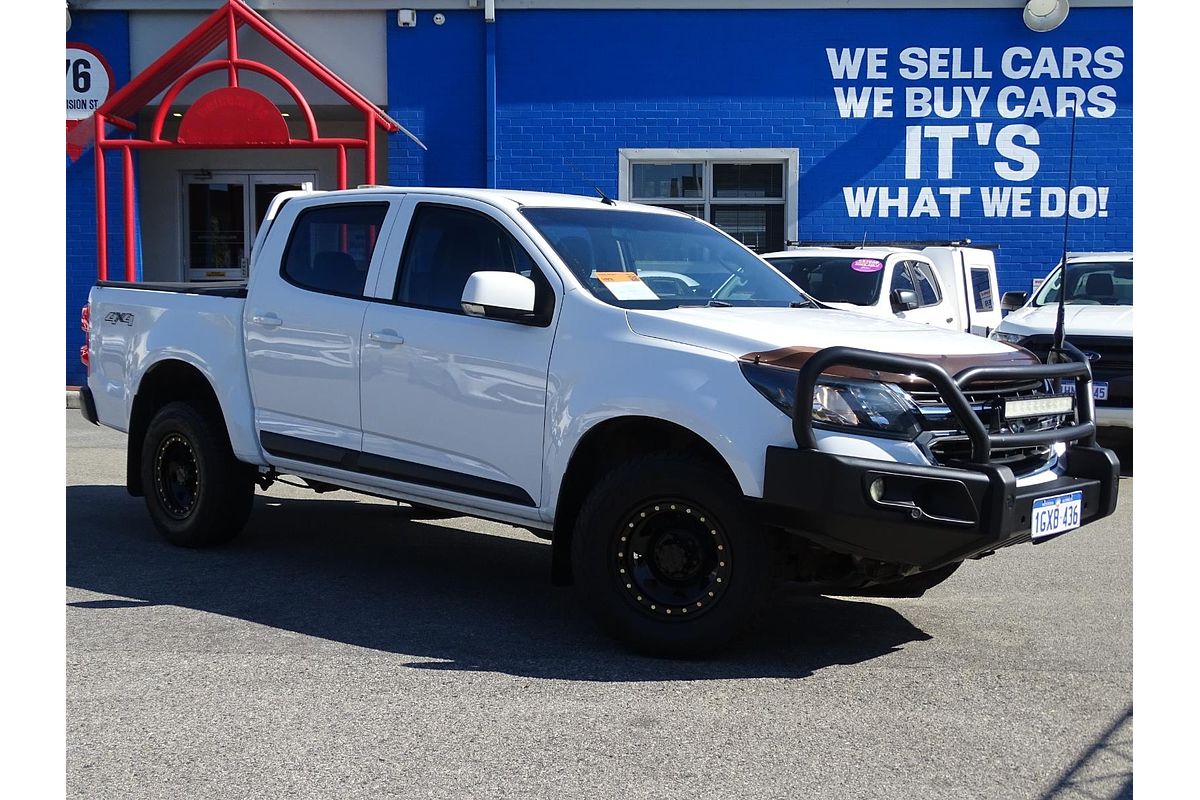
[
  {"x1": 908, "y1": 377, "x2": 1069, "y2": 474},
  {"x1": 907, "y1": 378, "x2": 1046, "y2": 407},
  {"x1": 1019, "y1": 334, "x2": 1133, "y2": 406},
  {"x1": 927, "y1": 435, "x2": 1054, "y2": 473}
]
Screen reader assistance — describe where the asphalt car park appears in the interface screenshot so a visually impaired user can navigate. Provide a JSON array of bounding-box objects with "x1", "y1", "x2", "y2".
[{"x1": 67, "y1": 411, "x2": 1132, "y2": 799}]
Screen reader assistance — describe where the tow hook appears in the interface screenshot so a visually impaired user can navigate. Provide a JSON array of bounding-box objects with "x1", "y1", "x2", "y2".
[{"x1": 255, "y1": 468, "x2": 276, "y2": 491}]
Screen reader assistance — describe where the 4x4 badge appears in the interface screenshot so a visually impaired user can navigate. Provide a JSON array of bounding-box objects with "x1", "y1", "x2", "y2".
[{"x1": 104, "y1": 311, "x2": 134, "y2": 326}]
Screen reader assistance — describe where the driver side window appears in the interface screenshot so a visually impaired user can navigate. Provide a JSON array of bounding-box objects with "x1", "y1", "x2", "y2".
[
  {"x1": 395, "y1": 204, "x2": 541, "y2": 314},
  {"x1": 912, "y1": 261, "x2": 942, "y2": 306}
]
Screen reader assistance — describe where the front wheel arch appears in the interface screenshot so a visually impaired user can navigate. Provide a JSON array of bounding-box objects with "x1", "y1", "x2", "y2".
[{"x1": 550, "y1": 416, "x2": 740, "y2": 586}]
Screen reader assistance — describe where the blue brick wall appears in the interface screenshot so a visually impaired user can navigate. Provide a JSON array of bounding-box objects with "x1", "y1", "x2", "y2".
[
  {"x1": 66, "y1": 11, "x2": 137, "y2": 386},
  {"x1": 388, "y1": 7, "x2": 1131, "y2": 300},
  {"x1": 65, "y1": 7, "x2": 1131, "y2": 381},
  {"x1": 388, "y1": 10, "x2": 486, "y2": 187}
]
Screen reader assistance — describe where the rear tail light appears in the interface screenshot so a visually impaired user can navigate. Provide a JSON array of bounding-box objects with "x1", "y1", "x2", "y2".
[{"x1": 80, "y1": 304, "x2": 90, "y2": 369}]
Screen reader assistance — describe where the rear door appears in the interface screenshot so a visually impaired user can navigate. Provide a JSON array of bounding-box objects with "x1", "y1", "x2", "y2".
[
  {"x1": 245, "y1": 198, "x2": 398, "y2": 459},
  {"x1": 357, "y1": 195, "x2": 561, "y2": 508}
]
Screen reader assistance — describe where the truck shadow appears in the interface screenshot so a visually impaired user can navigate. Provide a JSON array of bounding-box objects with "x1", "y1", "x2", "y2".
[{"x1": 67, "y1": 485, "x2": 931, "y2": 682}]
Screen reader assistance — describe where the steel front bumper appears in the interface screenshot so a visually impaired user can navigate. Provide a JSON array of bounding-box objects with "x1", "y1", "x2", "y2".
[
  {"x1": 757, "y1": 444, "x2": 1119, "y2": 570},
  {"x1": 756, "y1": 345, "x2": 1121, "y2": 570}
]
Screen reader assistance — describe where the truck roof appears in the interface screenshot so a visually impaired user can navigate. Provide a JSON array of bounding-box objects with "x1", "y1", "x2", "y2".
[
  {"x1": 1065, "y1": 251, "x2": 1133, "y2": 261},
  {"x1": 303, "y1": 186, "x2": 686, "y2": 216},
  {"x1": 760, "y1": 246, "x2": 926, "y2": 260}
]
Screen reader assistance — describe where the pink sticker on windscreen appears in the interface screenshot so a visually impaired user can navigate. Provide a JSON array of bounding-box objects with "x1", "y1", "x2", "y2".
[{"x1": 850, "y1": 258, "x2": 884, "y2": 273}]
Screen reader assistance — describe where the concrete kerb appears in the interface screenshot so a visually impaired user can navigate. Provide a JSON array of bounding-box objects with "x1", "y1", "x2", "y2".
[{"x1": 67, "y1": 388, "x2": 81, "y2": 409}]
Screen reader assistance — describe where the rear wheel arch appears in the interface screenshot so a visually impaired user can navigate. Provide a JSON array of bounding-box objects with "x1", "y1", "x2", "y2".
[
  {"x1": 550, "y1": 416, "x2": 740, "y2": 585},
  {"x1": 126, "y1": 360, "x2": 231, "y2": 496}
]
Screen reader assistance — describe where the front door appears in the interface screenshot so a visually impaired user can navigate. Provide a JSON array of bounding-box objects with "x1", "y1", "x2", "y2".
[
  {"x1": 183, "y1": 171, "x2": 315, "y2": 282},
  {"x1": 358, "y1": 196, "x2": 560, "y2": 508}
]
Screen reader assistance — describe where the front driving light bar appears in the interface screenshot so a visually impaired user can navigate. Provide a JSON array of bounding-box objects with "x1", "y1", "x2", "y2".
[{"x1": 1003, "y1": 395, "x2": 1075, "y2": 419}]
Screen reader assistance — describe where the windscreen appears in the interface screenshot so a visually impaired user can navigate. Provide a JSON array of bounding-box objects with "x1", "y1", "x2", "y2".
[
  {"x1": 1033, "y1": 260, "x2": 1133, "y2": 307},
  {"x1": 765, "y1": 256, "x2": 885, "y2": 306},
  {"x1": 520, "y1": 207, "x2": 807, "y2": 309}
]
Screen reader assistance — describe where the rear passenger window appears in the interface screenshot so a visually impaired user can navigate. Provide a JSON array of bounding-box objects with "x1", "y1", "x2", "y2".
[
  {"x1": 912, "y1": 262, "x2": 942, "y2": 306},
  {"x1": 971, "y1": 267, "x2": 994, "y2": 311},
  {"x1": 283, "y1": 203, "x2": 389, "y2": 298}
]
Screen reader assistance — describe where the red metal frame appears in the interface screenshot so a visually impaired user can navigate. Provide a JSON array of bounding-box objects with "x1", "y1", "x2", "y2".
[{"x1": 92, "y1": 0, "x2": 403, "y2": 282}]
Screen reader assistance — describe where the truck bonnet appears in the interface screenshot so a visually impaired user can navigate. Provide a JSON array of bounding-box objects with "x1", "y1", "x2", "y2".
[{"x1": 625, "y1": 305, "x2": 1035, "y2": 367}]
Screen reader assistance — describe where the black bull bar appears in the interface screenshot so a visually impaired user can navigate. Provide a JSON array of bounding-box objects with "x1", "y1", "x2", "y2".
[
  {"x1": 758, "y1": 344, "x2": 1120, "y2": 570},
  {"x1": 791, "y1": 344, "x2": 1098, "y2": 462}
]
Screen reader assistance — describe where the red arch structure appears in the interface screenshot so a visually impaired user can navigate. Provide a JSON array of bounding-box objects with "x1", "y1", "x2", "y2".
[{"x1": 92, "y1": 0, "x2": 423, "y2": 281}]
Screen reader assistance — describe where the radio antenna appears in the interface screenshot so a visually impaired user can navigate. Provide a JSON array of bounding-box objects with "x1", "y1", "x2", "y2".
[
  {"x1": 557, "y1": 156, "x2": 615, "y2": 205},
  {"x1": 1052, "y1": 101, "x2": 1081, "y2": 356}
]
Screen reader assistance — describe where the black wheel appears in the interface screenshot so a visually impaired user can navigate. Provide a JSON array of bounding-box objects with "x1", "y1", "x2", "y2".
[
  {"x1": 570, "y1": 454, "x2": 770, "y2": 657},
  {"x1": 848, "y1": 562, "x2": 963, "y2": 598},
  {"x1": 141, "y1": 401, "x2": 255, "y2": 548}
]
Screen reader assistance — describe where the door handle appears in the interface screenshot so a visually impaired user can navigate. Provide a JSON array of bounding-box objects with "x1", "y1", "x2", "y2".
[
  {"x1": 367, "y1": 330, "x2": 405, "y2": 346},
  {"x1": 251, "y1": 313, "x2": 283, "y2": 327}
]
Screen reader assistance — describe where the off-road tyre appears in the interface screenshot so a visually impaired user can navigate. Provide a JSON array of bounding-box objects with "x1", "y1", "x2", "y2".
[
  {"x1": 570, "y1": 453, "x2": 771, "y2": 658},
  {"x1": 140, "y1": 401, "x2": 255, "y2": 547}
]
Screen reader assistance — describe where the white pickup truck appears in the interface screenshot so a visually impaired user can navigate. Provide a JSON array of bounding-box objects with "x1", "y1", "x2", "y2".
[
  {"x1": 761, "y1": 244, "x2": 1003, "y2": 335},
  {"x1": 991, "y1": 253, "x2": 1133, "y2": 435},
  {"x1": 80, "y1": 187, "x2": 1119, "y2": 656}
]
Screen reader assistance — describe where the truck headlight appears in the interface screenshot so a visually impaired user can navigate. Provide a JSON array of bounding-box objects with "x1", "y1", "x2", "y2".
[
  {"x1": 989, "y1": 330, "x2": 1027, "y2": 345},
  {"x1": 740, "y1": 362, "x2": 923, "y2": 440}
]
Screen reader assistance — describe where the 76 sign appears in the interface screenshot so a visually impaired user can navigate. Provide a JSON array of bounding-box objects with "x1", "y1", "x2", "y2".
[{"x1": 66, "y1": 44, "x2": 112, "y2": 121}]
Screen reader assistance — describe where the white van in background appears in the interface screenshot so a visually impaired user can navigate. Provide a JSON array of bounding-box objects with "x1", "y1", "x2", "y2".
[{"x1": 761, "y1": 242, "x2": 1002, "y2": 336}]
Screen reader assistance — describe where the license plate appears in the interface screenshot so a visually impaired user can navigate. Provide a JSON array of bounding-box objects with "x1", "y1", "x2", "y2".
[
  {"x1": 1031, "y1": 490, "x2": 1083, "y2": 540},
  {"x1": 1062, "y1": 381, "x2": 1109, "y2": 400}
]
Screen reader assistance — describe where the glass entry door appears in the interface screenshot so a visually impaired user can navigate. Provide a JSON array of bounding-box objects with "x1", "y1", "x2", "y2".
[{"x1": 183, "y1": 171, "x2": 315, "y2": 281}]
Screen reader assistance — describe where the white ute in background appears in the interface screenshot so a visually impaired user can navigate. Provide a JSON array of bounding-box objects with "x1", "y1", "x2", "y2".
[
  {"x1": 762, "y1": 244, "x2": 1002, "y2": 335},
  {"x1": 991, "y1": 252, "x2": 1133, "y2": 434}
]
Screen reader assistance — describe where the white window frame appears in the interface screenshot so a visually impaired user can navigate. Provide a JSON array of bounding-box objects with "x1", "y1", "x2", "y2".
[{"x1": 617, "y1": 148, "x2": 799, "y2": 247}]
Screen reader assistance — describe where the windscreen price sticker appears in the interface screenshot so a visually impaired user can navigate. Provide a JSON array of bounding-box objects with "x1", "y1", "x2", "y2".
[
  {"x1": 66, "y1": 44, "x2": 112, "y2": 120},
  {"x1": 595, "y1": 272, "x2": 660, "y2": 301}
]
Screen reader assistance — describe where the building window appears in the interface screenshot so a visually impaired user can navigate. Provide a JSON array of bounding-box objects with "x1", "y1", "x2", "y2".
[{"x1": 618, "y1": 149, "x2": 798, "y2": 253}]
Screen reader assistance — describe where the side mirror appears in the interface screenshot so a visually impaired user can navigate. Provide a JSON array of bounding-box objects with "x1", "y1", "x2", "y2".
[
  {"x1": 890, "y1": 288, "x2": 919, "y2": 311},
  {"x1": 461, "y1": 271, "x2": 537, "y2": 322},
  {"x1": 1001, "y1": 291, "x2": 1028, "y2": 312}
]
